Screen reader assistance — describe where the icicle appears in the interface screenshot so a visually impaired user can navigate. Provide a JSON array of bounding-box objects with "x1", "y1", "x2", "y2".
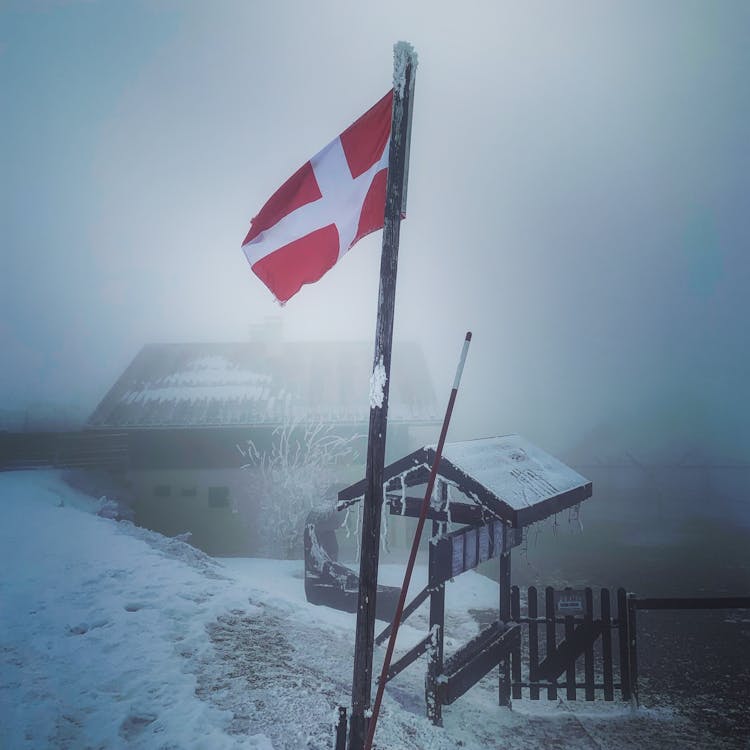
[
  {"x1": 534, "y1": 521, "x2": 542, "y2": 547},
  {"x1": 445, "y1": 484, "x2": 453, "y2": 530},
  {"x1": 571, "y1": 502, "x2": 584, "y2": 533},
  {"x1": 522, "y1": 527, "x2": 530, "y2": 560},
  {"x1": 380, "y1": 497, "x2": 390, "y2": 554},
  {"x1": 354, "y1": 501, "x2": 362, "y2": 563}
]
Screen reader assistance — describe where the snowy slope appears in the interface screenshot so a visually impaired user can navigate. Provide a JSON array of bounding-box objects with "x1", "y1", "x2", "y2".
[
  {"x1": 0, "y1": 471, "x2": 737, "y2": 749},
  {"x1": 0, "y1": 471, "x2": 271, "y2": 750}
]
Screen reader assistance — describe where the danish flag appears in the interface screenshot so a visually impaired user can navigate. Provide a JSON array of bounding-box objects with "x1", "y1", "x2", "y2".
[{"x1": 241, "y1": 91, "x2": 394, "y2": 303}]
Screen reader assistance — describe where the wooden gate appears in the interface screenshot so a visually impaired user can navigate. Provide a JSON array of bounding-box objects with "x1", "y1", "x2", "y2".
[{"x1": 508, "y1": 586, "x2": 636, "y2": 702}]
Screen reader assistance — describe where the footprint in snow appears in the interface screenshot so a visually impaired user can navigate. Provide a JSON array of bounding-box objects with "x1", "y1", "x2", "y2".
[
  {"x1": 119, "y1": 712, "x2": 157, "y2": 740},
  {"x1": 66, "y1": 623, "x2": 89, "y2": 635},
  {"x1": 66, "y1": 618, "x2": 110, "y2": 635}
]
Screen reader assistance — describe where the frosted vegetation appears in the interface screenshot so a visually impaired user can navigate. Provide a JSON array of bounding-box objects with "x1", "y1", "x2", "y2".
[{"x1": 240, "y1": 419, "x2": 361, "y2": 559}]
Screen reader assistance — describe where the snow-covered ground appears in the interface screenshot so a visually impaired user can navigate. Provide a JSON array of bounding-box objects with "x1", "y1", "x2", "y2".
[{"x1": 0, "y1": 471, "x2": 743, "y2": 749}]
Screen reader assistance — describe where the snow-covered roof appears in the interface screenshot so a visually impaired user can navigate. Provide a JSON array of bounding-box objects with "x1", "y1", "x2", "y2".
[
  {"x1": 88, "y1": 341, "x2": 438, "y2": 429},
  {"x1": 338, "y1": 434, "x2": 592, "y2": 528}
]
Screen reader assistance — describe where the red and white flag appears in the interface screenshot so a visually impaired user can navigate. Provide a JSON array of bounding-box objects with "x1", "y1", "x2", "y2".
[{"x1": 241, "y1": 91, "x2": 394, "y2": 303}]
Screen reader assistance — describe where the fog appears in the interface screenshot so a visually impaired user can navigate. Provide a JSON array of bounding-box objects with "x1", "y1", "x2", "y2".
[{"x1": 2, "y1": 1, "x2": 749, "y2": 464}]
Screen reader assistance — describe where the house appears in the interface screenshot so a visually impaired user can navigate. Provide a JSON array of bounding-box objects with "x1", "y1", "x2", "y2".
[{"x1": 87, "y1": 337, "x2": 439, "y2": 556}]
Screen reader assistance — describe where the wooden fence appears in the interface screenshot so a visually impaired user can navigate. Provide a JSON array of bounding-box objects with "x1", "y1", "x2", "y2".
[
  {"x1": 334, "y1": 587, "x2": 750, "y2": 748},
  {"x1": 509, "y1": 587, "x2": 750, "y2": 705},
  {"x1": 508, "y1": 586, "x2": 626, "y2": 701}
]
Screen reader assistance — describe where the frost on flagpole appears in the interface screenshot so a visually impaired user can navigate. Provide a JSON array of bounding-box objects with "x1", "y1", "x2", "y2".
[
  {"x1": 368, "y1": 356, "x2": 387, "y2": 410},
  {"x1": 393, "y1": 41, "x2": 418, "y2": 97},
  {"x1": 392, "y1": 41, "x2": 416, "y2": 217}
]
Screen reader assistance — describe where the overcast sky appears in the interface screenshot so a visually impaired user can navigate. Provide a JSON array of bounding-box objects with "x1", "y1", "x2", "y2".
[{"x1": 2, "y1": 1, "x2": 749, "y2": 459}]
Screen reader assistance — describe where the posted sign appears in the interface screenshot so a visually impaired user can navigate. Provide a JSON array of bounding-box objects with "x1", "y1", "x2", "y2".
[
  {"x1": 553, "y1": 589, "x2": 587, "y2": 616},
  {"x1": 433, "y1": 519, "x2": 521, "y2": 583}
]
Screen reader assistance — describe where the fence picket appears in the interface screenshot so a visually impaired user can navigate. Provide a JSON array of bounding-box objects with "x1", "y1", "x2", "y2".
[
  {"x1": 511, "y1": 586, "x2": 522, "y2": 699},
  {"x1": 528, "y1": 587, "x2": 539, "y2": 700},
  {"x1": 584, "y1": 588, "x2": 595, "y2": 700},
  {"x1": 545, "y1": 587, "x2": 557, "y2": 700},
  {"x1": 564, "y1": 587, "x2": 576, "y2": 700}
]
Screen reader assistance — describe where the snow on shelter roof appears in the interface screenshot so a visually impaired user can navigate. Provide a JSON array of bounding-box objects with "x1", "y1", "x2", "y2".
[
  {"x1": 338, "y1": 435, "x2": 592, "y2": 528},
  {"x1": 87, "y1": 341, "x2": 439, "y2": 429}
]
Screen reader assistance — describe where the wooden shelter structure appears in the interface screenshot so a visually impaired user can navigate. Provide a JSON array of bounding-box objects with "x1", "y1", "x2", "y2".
[
  {"x1": 338, "y1": 434, "x2": 592, "y2": 526},
  {"x1": 311, "y1": 434, "x2": 592, "y2": 725}
]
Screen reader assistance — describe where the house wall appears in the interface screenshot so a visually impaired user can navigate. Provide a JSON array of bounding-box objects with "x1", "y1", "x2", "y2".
[
  {"x1": 128, "y1": 467, "x2": 255, "y2": 556},
  {"x1": 127, "y1": 462, "x2": 364, "y2": 558},
  {"x1": 123, "y1": 422, "x2": 438, "y2": 558}
]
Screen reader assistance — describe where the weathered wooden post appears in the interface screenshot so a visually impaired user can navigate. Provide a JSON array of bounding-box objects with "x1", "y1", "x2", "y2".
[
  {"x1": 627, "y1": 593, "x2": 639, "y2": 707},
  {"x1": 348, "y1": 42, "x2": 417, "y2": 750},
  {"x1": 426, "y1": 480, "x2": 447, "y2": 726},
  {"x1": 511, "y1": 586, "x2": 522, "y2": 699},
  {"x1": 498, "y1": 526, "x2": 512, "y2": 707},
  {"x1": 335, "y1": 706, "x2": 348, "y2": 750}
]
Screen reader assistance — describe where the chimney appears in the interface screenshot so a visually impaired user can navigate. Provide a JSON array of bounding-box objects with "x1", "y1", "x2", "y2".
[{"x1": 249, "y1": 316, "x2": 283, "y2": 355}]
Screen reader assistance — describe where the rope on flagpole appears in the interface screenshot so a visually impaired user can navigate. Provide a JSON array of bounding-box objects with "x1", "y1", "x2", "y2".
[{"x1": 363, "y1": 331, "x2": 472, "y2": 750}]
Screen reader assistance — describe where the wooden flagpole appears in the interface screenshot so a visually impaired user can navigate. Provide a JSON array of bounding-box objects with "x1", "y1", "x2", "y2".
[{"x1": 348, "y1": 42, "x2": 416, "y2": 750}]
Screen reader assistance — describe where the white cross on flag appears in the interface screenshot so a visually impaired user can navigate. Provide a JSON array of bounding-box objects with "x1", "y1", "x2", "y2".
[{"x1": 241, "y1": 91, "x2": 394, "y2": 303}]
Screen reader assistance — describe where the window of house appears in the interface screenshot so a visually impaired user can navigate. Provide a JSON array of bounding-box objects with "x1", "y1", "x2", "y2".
[
  {"x1": 181, "y1": 487, "x2": 197, "y2": 497},
  {"x1": 154, "y1": 484, "x2": 171, "y2": 497},
  {"x1": 208, "y1": 486, "x2": 230, "y2": 508}
]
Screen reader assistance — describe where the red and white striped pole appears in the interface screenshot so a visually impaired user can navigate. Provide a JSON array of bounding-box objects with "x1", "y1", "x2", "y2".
[{"x1": 363, "y1": 331, "x2": 472, "y2": 750}]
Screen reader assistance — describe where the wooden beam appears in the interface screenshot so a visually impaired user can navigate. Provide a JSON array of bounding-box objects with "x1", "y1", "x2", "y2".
[
  {"x1": 513, "y1": 483, "x2": 592, "y2": 527},
  {"x1": 440, "y1": 625, "x2": 520, "y2": 706},
  {"x1": 633, "y1": 596, "x2": 750, "y2": 611},
  {"x1": 387, "y1": 494, "x2": 490, "y2": 525},
  {"x1": 498, "y1": 549, "x2": 512, "y2": 707},
  {"x1": 443, "y1": 621, "x2": 505, "y2": 676},
  {"x1": 374, "y1": 585, "x2": 430, "y2": 645},
  {"x1": 426, "y1": 481, "x2": 447, "y2": 726},
  {"x1": 379, "y1": 633, "x2": 433, "y2": 684},
  {"x1": 337, "y1": 450, "x2": 428, "y2": 508},
  {"x1": 531, "y1": 621, "x2": 604, "y2": 683}
]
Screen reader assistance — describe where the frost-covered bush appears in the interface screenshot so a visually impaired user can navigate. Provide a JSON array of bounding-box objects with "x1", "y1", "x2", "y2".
[{"x1": 240, "y1": 421, "x2": 360, "y2": 559}]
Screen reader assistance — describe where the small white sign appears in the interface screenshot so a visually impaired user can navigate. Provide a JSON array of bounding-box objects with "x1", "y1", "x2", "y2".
[{"x1": 554, "y1": 590, "x2": 586, "y2": 616}]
